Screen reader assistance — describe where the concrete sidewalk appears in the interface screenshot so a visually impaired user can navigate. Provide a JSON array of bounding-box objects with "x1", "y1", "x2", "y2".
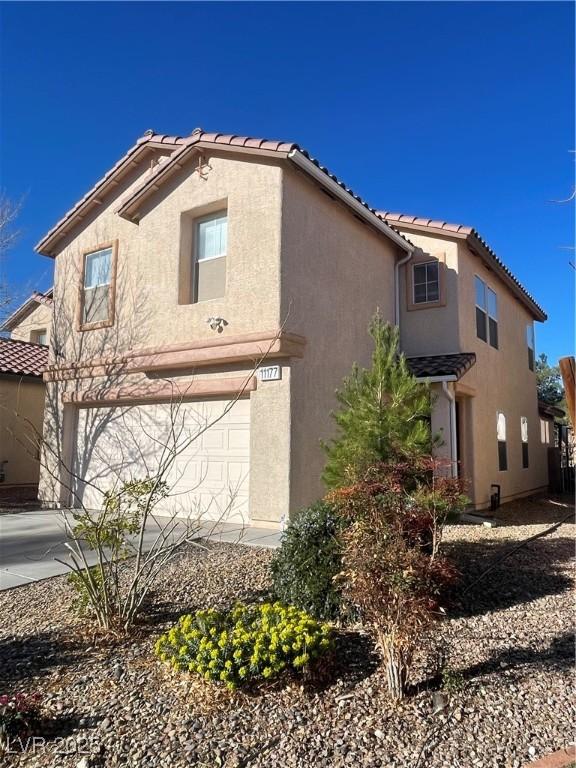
[{"x1": 0, "y1": 510, "x2": 281, "y2": 590}]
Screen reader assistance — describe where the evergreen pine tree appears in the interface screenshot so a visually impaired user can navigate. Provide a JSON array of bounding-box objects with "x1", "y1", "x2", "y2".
[{"x1": 322, "y1": 314, "x2": 433, "y2": 489}]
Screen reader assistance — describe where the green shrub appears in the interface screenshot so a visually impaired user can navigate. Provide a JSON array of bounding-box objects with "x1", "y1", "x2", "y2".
[
  {"x1": 154, "y1": 602, "x2": 333, "y2": 690},
  {"x1": 271, "y1": 502, "x2": 343, "y2": 620},
  {"x1": 66, "y1": 565, "x2": 104, "y2": 616}
]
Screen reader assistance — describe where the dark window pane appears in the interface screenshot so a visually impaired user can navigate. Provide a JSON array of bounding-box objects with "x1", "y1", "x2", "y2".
[
  {"x1": 414, "y1": 283, "x2": 427, "y2": 303},
  {"x1": 489, "y1": 318, "x2": 498, "y2": 349},
  {"x1": 426, "y1": 262, "x2": 439, "y2": 282},
  {"x1": 427, "y1": 281, "x2": 439, "y2": 302},
  {"x1": 498, "y1": 440, "x2": 508, "y2": 471},
  {"x1": 522, "y1": 442, "x2": 529, "y2": 469},
  {"x1": 413, "y1": 264, "x2": 427, "y2": 284},
  {"x1": 528, "y1": 347, "x2": 534, "y2": 371},
  {"x1": 476, "y1": 307, "x2": 487, "y2": 341}
]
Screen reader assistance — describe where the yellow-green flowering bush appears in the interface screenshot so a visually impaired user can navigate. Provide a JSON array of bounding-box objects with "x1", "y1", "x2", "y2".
[{"x1": 154, "y1": 602, "x2": 333, "y2": 689}]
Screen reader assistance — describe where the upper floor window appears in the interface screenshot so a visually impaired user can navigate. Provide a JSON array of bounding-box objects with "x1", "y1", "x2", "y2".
[
  {"x1": 475, "y1": 276, "x2": 498, "y2": 349},
  {"x1": 497, "y1": 411, "x2": 507, "y2": 471},
  {"x1": 527, "y1": 324, "x2": 535, "y2": 371},
  {"x1": 81, "y1": 242, "x2": 116, "y2": 328},
  {"x1": 540, "y1": 418, "x2": 550, "y2": 444},
  {"x1": 521, "y1": 416, "x2": 529, "y2": 468},
  {"x1": 413, "y1": 261, "x2": 440, "y2": 304},
  {"x1": 30, "y1": 329, "x2": 47, "y2": 346},
  {"x1": 194, "y1": 212, "x2": 227, "y2": 303}
]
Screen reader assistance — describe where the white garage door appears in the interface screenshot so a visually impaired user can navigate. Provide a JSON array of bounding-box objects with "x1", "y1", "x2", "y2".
[{"x1": 72, "y1": 398, "x2": 251, "y2": 523}]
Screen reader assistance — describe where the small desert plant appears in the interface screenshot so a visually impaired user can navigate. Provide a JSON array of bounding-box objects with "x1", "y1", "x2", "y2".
[
  {"x1": 330, "y1": 461, "x2": 462, "y2": 700},
  {"x1": 0, "y1": 693, "x2": 42, "y2": 746},
  {"x1": 271, "y1": 501, "x2": 343, "y2": 620},
  {"x1": 441, "y1": 666, "x2": 466, "y2": 694},
  {"x1": 154, "y1": 602, "x2": 333, "y2": 690}
]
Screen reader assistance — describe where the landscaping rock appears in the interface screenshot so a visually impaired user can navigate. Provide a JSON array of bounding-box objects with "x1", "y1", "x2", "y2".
[{"x1": 0, "y1": 505, "x2": 574, "y2": 768}]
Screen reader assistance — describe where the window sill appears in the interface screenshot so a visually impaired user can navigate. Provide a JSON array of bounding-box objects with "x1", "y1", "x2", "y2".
[{"x1": 78, "y1": 319, "x2": 115, "y2": 332}]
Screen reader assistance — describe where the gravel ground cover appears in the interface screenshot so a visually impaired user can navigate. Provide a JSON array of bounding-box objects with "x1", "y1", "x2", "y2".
[{"x1": 0, "y1": 497, "x2": 574, "y2": 768}]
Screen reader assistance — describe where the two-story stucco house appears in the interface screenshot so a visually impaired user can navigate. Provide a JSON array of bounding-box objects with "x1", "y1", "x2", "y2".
[
  {"x1": 379, "y1": 213, "x2": 548, "y2": 509},
  {"x1": 34, "y1": 128, "x2": 547, "y2": 524}
]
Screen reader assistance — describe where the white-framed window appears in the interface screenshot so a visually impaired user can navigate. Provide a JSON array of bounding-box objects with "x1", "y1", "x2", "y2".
[
  {"x1": 413, "y1": 261, "x2": 440, "y2": 304},
  {"x1": 497, "y1": 411, "x2": 507, "y2": 471},
  {"x1": 82, "y1": 245, "x2": 114, "y2": 326},
  {"x1": 521, "y1": 416, "x2": 529, "y2": 468},
  {"x1": 527, "y1": 324, "x2": 535, "y2": 371},
  {"x1": 30, "y1": 329, "x2": 47, "y2": 346},
  {"x1": 540, "y1": 418, "x2": 550, "y2": 444},
  {"x1": 475, "y1": 276, "x2": 498, "y2": 349},
  {"x1": 194, "y1": 212, "x2": 227, "y2": 302}
]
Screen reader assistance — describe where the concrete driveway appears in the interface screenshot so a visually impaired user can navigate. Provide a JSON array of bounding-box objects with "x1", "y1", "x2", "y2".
[{"x1": 0, "y1": 510, "x2": 281, "y2": 590}]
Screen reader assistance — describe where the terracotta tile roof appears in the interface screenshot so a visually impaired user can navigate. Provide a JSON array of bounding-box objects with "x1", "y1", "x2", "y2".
[
  {"x1": 37, "y1": 128, "x2": 412, "y2": 256},
  {"x1": 406, "y1": 352, "x2": 476, "y2": 381},
  {"x1": 0, "y1": 337, "x2": 49, "y2": 378},
  {"x1": 378, "y1": 211, "x2": 546, "y2": 322},
  {"x1": 538, "y1": 400, "x2": 565, "y2": 420}
]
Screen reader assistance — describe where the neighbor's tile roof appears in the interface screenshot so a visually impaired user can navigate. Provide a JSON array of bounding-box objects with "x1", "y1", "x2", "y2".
[
  {"x1": 0, "y1": 337, "x2": 49, "y2": 378},
  {"x1": 406, "y1": 352, "x2": 476, "y2": 380},
  {"x1": 378, "y1": 211, "x2": 546, "y2": 321}
]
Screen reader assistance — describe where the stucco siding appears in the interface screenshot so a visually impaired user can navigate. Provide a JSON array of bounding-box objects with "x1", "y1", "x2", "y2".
[
  {"x1": 40, "y1": 151, "x2": 290, "y2": 524},
  {"x1": 0, "y1": 377, "x2": 44, "y2": 487},
  {"x1": 280, "y1": 167, "x2": 401, "y2": 514},
  {"x1": 456, "y1": 242, "x2": 547, "y2": 508},
  {"x1": 9, "y1": 302, "x2": 52, "y2": 346},
  {"x1": 399, "y1": 231, "x2": 460, "y2": 356}
]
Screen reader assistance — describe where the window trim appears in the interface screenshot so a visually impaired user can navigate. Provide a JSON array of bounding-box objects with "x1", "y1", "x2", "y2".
[
  {"x1": 30, "y1": 329, "x2": 48, "y2": 346},
  {"x1": 406, "y1": 251, "x2": 446, "y2": 311},
  {"x1": 475, "y1": 274, "x2": 498, "y2": 348},
  {"x1": 77, "y1": 240, "x2": 118, "y2": 331}
]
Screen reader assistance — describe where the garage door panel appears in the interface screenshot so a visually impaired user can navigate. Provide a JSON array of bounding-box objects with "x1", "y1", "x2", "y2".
[{"x1": 73, "y1": 398, "x2": 251, "y2": 522}]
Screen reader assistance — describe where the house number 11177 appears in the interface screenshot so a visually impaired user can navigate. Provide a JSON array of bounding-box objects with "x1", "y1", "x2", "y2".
[{"x1": 259, "y1": 365, "x2": 282, "y2": 382}]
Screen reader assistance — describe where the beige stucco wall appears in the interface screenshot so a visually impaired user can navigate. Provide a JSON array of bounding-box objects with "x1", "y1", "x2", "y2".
[
  {"x1": 40, "y1": 150, "x2": 291, "y2": 524},
  {"x1": 455, "y1": 241, "x2": 547, "y2": 508},
  {"x1": 9, "y1": 302, "x2": 52, "y2": 346},
  {"x1": 0, "y1": 376, "x2": 45, "y2": 487},
  {"x1": 396, "y1": 225, "x2": 547, "y2": 509},
  {"x1": 399, "y1": 232, "x2": 460, "y2": 356},
  {"x1": 281, "y1": 167, "x2": 402, "y2": 513}
]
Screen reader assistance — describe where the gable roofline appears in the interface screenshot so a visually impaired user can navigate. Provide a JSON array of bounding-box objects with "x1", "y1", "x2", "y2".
[
  {"x1": 35, "y1": 133, "x2": 183, "y2": 256},
  {"x1": 36, "y1": 128, "x2": 413, "y2": 258},
  {"x1": 117, "y1": 130, "x2": 413, "y2": 253},
  {"x1": 378, "y1": 212, "x2": 547, "y2": 322},
  {"x1": 1, "y1": 288, "x2": 54, "y2": 333}
]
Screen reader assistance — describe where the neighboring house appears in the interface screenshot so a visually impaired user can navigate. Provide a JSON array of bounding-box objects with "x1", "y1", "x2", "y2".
[
  {"x1": 0, "y1": 337, "x2": 49, "y2": 500},
  {"x1": 34, "y1": 128, "x2": 548, "y2": 524},
  {"x1": 2, "y1": 289, "x2": 53, "y2": 347},
  {"x1": 377, "y1": 213, "x2": 548, "y2": 509}
]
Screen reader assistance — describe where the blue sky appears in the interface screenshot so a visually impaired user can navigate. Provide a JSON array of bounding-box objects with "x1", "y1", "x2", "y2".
[{"x1": 1, "y1": 1, "x2": 573, "y2": 363}]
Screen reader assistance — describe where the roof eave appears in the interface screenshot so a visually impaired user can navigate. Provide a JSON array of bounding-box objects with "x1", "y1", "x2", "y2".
[
  {"x1": 288, "y1": 150, "x2": 413, "y2": 254},
  {"x1": 35, "y1": 137, "x2": 182, "y2": 257},
  {"x1": 0, "y1": 296, "x2": 39, "y2": 332},
  {"x1": 466, "y1": 233, "x2": 547, "y2": 322}
]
